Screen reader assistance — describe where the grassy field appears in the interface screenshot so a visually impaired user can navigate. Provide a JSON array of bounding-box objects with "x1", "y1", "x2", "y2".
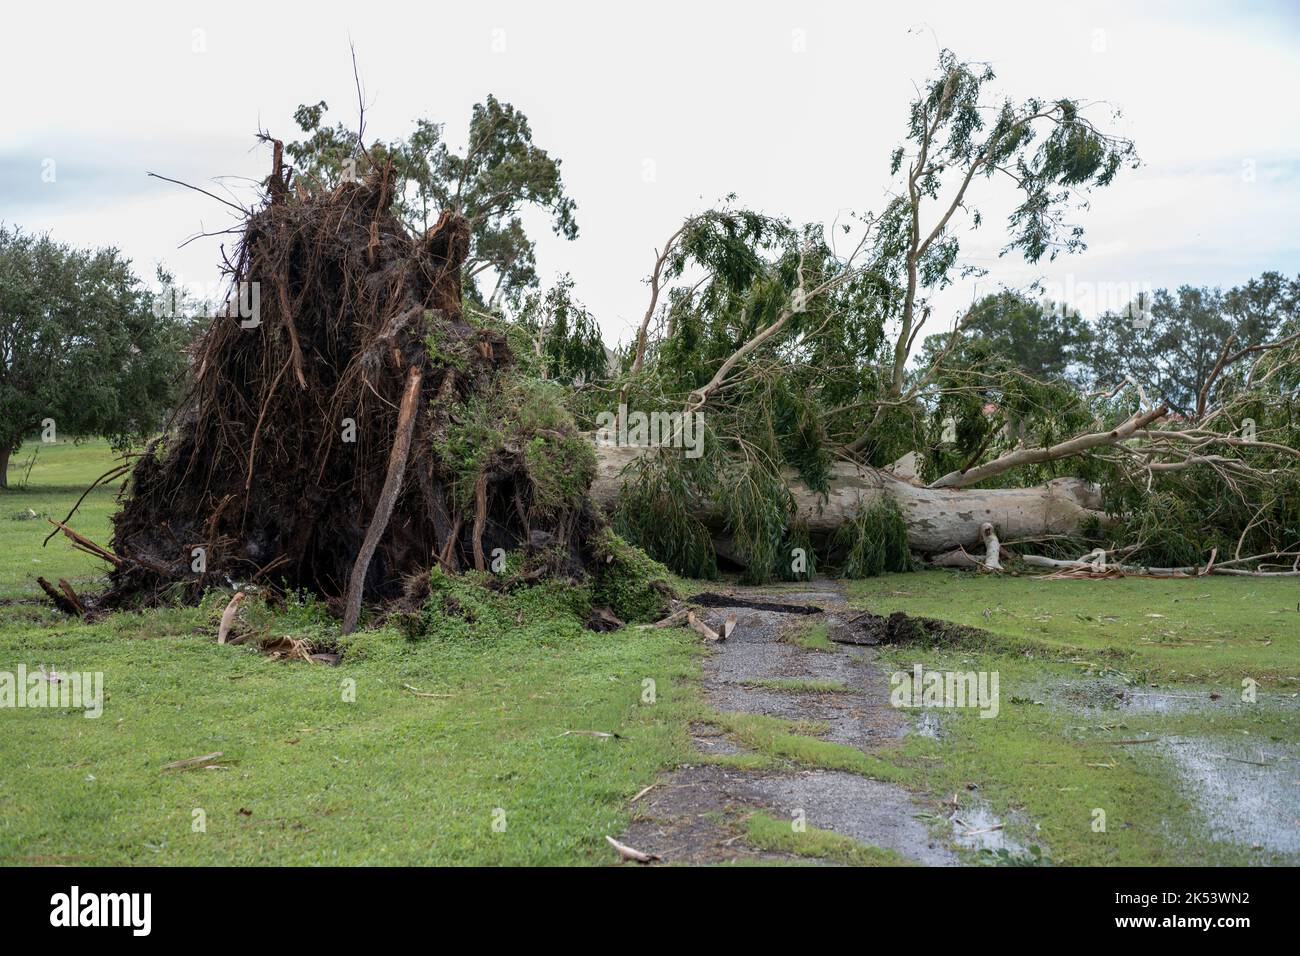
[
  {"x1": 845, "y1": 572, "x2": 1300, "y2": 865},
  {"x1": 1, "y1": 442, "x2": 701, "y2": 864},
  {"x1": 847, "y1": 572, "x2": 1300, "y2": 687},
  {"x1": 0, "y1": 598, "x2": 699, "y2": 865},
  {"x1": 1, "y1": 439, "x2": 120, "y2": 600},
  {"x1": 3, "y1": 443, "x2": 1296, "y2": 865}
]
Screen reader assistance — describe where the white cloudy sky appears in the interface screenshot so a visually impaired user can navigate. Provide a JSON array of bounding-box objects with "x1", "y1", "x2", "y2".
[{"x1": 3, "y1": 0, "x2": 1298, "y2": 347}]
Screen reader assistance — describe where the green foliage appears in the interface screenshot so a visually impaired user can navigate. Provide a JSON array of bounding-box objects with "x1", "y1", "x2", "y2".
[
  {"x1": 287, "y1": 94, "x2": 576, "y2": 303},
  {"x1": 401, "y1": 566, "x2": 594, "y2": 643},
  {"x1": 396, "y1": 531, "x2": 670, "y2": 640},
  {"x1": 834, "y1": 499, "x2": 913, "y2": 578},
  {"x1": 919, "y1": 356, "x2": 1103, "y2": 488},
  {"x1": 612, "y1": 452, "x2": 718, "y2": 580},
  {"x1": 435, "y1": 376, "x2": 595, "y2": 519},
  {"x1": 0, "y1": 227, "x2": 190, "y2": 483},
  {"x1": 917, "y1": 291, "x2": 1094, "y2": 384},
  {"x1": 589, "y1": 529, "x2": 674, "y2": 623},
  {"x1": 1090, "y1": 273, "x2": 1299, "y2": 416},
  {"x1": 512, "y1": 274, "x2": 608, "y2": 385},
  {"x1": 723, "y1": 459, "x2": 797, "y2": 585}
]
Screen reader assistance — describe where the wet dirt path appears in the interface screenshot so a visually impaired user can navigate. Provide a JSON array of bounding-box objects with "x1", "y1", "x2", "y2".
[{"x1": 619, "y1": 580, "x2": 969, "y2": 865}]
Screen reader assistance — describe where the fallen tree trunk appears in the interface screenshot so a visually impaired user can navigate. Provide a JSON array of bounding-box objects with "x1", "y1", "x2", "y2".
[{"x1": 589, "y1": 444, "x2": 1107, "y2": 555}]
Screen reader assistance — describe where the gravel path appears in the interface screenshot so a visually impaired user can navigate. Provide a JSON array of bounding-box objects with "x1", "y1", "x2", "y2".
[{"x1": 618, "y1": 580, "x2": 967, "y2": 865}]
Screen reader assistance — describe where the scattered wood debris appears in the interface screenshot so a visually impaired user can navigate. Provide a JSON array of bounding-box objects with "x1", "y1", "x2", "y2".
[{"x1": 36, "y1": 577, "x2": 85, "y2": 616}]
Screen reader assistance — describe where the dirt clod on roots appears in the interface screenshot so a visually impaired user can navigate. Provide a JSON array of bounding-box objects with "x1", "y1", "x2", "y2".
[{"x1": 105, "y1": 155, "x2": 607, "y2": 618}]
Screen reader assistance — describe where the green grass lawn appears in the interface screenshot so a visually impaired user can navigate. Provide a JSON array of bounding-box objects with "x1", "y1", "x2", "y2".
[
  {"x1": 3, "y1": 445, "x2": 1296, "y2": 866},
  {"x1": 1, "y1": 438, "x2": 121, "y2": 600},
  {"x1": 1, "y1": 441, "x2": 702, "y2": 865},
  {"x1": 0, "y1": 599, "x2": 699, "y2": 865},
  {"x1": 847, "y1": 571, "x2": 1300, "y2": 865},
  {"x1": 847, "y1": 571, "x2": 1300, "y2": 687}
]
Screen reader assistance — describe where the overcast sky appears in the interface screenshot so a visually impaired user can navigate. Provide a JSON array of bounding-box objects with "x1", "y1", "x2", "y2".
[{"x1": 4, "y1": 0, "x2": 1298, "y2": 347}]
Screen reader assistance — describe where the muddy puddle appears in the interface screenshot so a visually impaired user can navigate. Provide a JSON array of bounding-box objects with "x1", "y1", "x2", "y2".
[
  {"x1": 1027, "y1": 674, "x2": 1300, "y2": 717},
  {"x1": 1159, "y1": 735, "x2": 1300, "y2": 860},
  {"x1": 948, "y1": 802, "x2": 1028, "y2": 855}
]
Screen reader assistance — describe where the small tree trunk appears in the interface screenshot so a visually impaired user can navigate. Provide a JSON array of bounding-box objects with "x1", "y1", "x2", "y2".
[{"x1": 0, "y1": 445, "x2": 11, "y2": 490}]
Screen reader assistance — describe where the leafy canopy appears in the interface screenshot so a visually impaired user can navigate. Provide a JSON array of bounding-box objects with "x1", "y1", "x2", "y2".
[
  {"x1": 0, "y1": 226, "x2": 190, "y2": 485},
  {"x1": 286, "y1": 94, "x2": 577, "y2": 305}
]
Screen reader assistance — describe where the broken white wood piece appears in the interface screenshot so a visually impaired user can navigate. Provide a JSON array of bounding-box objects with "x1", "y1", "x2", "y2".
[
  {"x1": 687, "y1": 611, "x2": 721, "y2": 642},
  {"x1": 217, "y1": 591, "x2": 246, "y2": 644},
  {"x1": 605, "y1": 835, "x2": 661, "y2": 863}
]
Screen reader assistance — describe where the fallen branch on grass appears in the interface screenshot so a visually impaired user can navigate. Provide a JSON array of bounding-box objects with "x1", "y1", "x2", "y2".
[
  {"x1": 1023, "y1": 552, "x2": 1300, "y2": 578},
  {"x1": 604, "y1": 835, "x2": 661, "y2": 864},
  {"x1": 36, "y1": 577, "x2": 84, "y2": 616},
  {"x1": 161, "y1": 752, "x2": 225, "y2": 772}
]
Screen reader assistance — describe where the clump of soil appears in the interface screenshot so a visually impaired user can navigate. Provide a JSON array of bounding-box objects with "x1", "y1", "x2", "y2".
[{"x1": 829, "y1": 610, "x2": 990, "y2": 647}]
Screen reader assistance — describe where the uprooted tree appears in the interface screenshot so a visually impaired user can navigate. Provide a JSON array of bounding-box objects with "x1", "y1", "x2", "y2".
[{"x1": 93, "y1": 147, "x2": 667, "y2": 630}]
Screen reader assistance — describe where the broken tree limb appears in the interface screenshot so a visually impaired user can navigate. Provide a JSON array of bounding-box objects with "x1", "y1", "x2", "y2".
[
  {"x1": 687, "y1": 611, "x2": 721, "y2": 642},
  {"x1": 342, "y1": 365, "x2": 424, "y2": 635},
  {"x1": 589, "y1": 442, "x2": 1108, "y2": 555},
  {"x1": 605, "y1": 835, "x2": 661, "y2": 863},
  {"x1": 980, "y1": 521, "x2": 1002, "y2": 571},
  {"x1": 45, "y1": 518, "x2": 124, "y2": 567},
  {"x1": 57, "y1": 579, "x2": 86, "y2": 615},
  {"x1": 37, "y1": 577, "x2": 83, "y2": 616},
  {"x1": 928, "y1": 405, "x2": 1169, "y2": 489},
  {"x1": 1023, "y1": 554, "x2": 1300, "y2": 578},
  {"x1": 217, "y1": 591, "x2": 246, "y2": 644},
  {"x1": 930, "y1": 522, "x2": 1003, "y2": 571}
]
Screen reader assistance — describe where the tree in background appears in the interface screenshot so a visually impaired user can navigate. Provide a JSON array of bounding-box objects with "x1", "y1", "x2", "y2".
[
  {"x1": 846, "y1": 49, "x2": 1137, "y2": 464},
  {"x1": 511, "y1": 274, "x2": 608, "y2": 385},
  {"x1": 916, "y1": 290, "x2": 1094, "y2": 384},
  {"x1": 286, "y1": 94, "x2": 577, "y2": 306},
  {"x1": 0, "y1": 226, "x2": 190, "y2": 488},
  {"x1": 1089, "y1": 272, "x2": 1299, "y2": 416}
]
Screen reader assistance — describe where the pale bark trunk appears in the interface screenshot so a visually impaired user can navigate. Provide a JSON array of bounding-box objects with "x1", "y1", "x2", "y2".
[{"x1": 590, "y1": 443, "x2": 1107, "y2": 555}]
